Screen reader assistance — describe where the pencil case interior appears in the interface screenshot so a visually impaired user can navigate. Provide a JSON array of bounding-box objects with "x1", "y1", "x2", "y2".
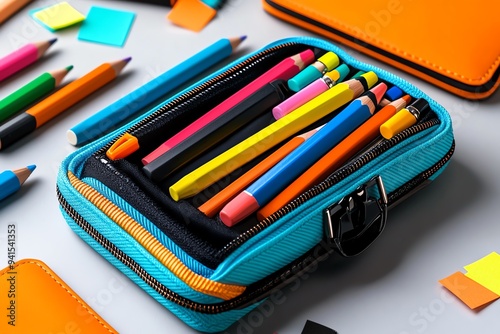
[
  {"x1": 262, "y1": 0, "x2": 500, "y2": 100},
  {"x1": 56, "y1": 36, "x2": 455, "y2": 333}
]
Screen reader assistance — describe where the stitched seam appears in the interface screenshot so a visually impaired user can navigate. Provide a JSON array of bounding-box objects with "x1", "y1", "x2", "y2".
[
  {"x1": 2, "y1": 260, "x2": 116, "y2": 333},
  {"x1": 280, "y1": 0, "x2": 500, "y2": 83}
]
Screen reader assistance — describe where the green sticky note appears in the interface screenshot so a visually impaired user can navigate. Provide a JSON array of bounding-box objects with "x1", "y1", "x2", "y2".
[
  {"x1": 33, "y1": 2, "x2": 85, "y2": 30},
  {"x1": 78, "y1": 6, "x2": 135, "y2": 47},
  {"x1": 464, "y1": 252, "x2": 500, "y2": 295}
]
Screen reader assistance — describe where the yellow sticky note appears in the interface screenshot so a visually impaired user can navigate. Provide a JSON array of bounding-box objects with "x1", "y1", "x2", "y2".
[
  {"x1": 464, "y1": 252, "x2": 500, "y2": 295},
  {"x1": 439, "y1": 272, "x2": 500, "y2": 310},
  {"x1": 34, "y1": 2, "x2": 85, "y2": 30}
]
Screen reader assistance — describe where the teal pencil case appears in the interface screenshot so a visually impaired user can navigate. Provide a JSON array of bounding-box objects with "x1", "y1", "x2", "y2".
[{"x1": 56, "y1": 36, "x2": 454, "y2": 333}]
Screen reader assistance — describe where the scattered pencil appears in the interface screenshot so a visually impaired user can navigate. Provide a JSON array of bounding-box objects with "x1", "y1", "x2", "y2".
[
  {"x1": 0, "y1": 58, "x2": 131, "y2": 150},
  {"x1": 0, "y1": 66, "x2": 73, "y2": 123},
  {"x1": 0, "y1": 38, "x2": 57, "y2": 82},
  {"x1": 0, "y1": 165, "x2": 36, "y2": 201}
]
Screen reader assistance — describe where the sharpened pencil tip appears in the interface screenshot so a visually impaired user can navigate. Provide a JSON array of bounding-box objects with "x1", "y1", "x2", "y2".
[
  {"x1": 123, "y1": 56, "x2": 132, "y2": 63},
  {"x1": 240, "y1": 35, "x2": 247, "y2": 42},
  {"x1": 48, "y1": 38, "x2": 58, "y2": 45},
  {"x1": 27, "y1": 165, "x2": 36, "y2": 172},
  {"x1": 65, "y1": 65, "x2": 74, "y2": 72}
]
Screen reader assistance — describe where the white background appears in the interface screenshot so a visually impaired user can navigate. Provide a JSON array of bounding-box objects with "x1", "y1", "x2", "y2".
[{"x1": 0, "y1": 0, "x2": 499, "y2": 333}]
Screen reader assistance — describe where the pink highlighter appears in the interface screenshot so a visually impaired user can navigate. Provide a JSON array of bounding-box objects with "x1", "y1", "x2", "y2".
[
  {"x1": 141, "y1": 49, "x2": 315, "y2": 165},
  {"x1": 272, "y1": 63, "x2": 350, "y2": 120}
]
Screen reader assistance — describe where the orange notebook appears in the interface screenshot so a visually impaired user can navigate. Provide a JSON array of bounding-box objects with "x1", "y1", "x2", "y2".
[
  {"x1": 263, "y1": 0, "x2": 500, "y2": 100},
  {"x1": 0, "y1": 259, "x2": 117, "y2": 333}
]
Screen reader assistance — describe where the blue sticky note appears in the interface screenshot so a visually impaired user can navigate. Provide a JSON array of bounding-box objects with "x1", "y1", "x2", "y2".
[{"x1": 78, "y1": 6, "x2": 135, "y2": 47}]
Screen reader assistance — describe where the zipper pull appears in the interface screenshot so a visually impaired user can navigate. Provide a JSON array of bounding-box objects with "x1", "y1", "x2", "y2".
[
  {"x1": 323, "y1": 175, "x2": 388, "y2": 257},
  {"x1": 106, "y1": 133, "x2": 139, "y2": 160}
]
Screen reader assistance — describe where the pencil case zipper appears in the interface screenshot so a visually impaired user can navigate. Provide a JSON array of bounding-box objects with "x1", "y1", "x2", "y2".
[
  {"x1": 57, "y1": 134, "x2": 454, "y2": 313},
  {"x1": 57, "y1": 37, "x2": 453, "y2": 310}
]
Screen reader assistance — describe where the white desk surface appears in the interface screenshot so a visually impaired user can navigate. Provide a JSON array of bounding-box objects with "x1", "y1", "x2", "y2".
[{"x1": 1, "y1": 1, "x2": 499, "y2": 333}]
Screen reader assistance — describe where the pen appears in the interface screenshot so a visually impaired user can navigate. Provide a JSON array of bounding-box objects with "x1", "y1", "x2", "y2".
[
  {"x1": 0, "y1": 66, "x2": 73, "y2": 123},
  {"x1": 0, "y1": 38, "x2": 57, "y2": 82},
  {"x1": 135, "y1": 49, "x2": 315, "y2": 164},
  {"x1": 168, "y1": 71, "x2": 378, "y2": 200},
  {"x1": 67, "y1": 36, "x2": 247, "y2": 146},
  {"x1": 0, "y1": 165, "x2": 36, "y2": 201},
  {"x1": 273, "y1": 64, "x2": 350, "y2": 119},
  {"x1": 287, "y1": 51, "x2": 339, "y2": 92},
  {"x1": 380, "y1": 98, "x2": 429, "y2": 139},
  {"x1": 220, "y1": 83, "x2": 388, "y2": 226},
  {"x1": 198, "y1": 126, "x2": 322, "y2": 217},
  {"x1": 258, "y1": 94, "x2": 412, "y2": 220},
  {"x1": 0, "y1": 58, "x2": 131, "y2": 150},
  {"x1": 142, "y1": 79, "x2": 292, "y2": 180}
]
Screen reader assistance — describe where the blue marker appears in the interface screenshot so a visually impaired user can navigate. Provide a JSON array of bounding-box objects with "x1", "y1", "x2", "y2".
[
  {"x1": 220, "y1": 83, "x2": 388, "y2": 226},
  {"x1": 67, "y1": 36, "x2": 247, "y2": 146}
]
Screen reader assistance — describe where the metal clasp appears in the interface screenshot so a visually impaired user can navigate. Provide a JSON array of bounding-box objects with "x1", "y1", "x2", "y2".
[{"x1": 323, "y1": 176, "x2": 388, "y2": 257}]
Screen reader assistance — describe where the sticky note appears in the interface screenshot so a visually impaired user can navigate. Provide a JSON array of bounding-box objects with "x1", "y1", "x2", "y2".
[
  {"x1": 439, "y1": 271, "x2": 500, "y2": 310},
  {"x1": 78, "y1": 6, "x2": 135, "y2": 47},
  {"x1": 464, "y1": 252, "x2": 500, "y2": 295},
  {"x1": 31, "y1": 2, "x2": 85, "y2": 31},
  {"x1": 167, "y1": 0, "x2": 216, "y2": 32}
]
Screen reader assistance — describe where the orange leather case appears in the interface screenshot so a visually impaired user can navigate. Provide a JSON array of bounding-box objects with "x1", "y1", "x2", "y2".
[
  {"x1": 262, "y1": 0, "x2": 500, "y2": 99},
  {"x1": 0, "y1": 259, "x2": 117, "y2": 333}
]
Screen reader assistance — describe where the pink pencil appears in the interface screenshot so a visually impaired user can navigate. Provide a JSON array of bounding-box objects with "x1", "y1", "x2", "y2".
[
  {"x1": 0, "y1": 38, "x2": 57, "y2": 82},
  {"x1": 141, "y1": 49, "x2": 315, "y2": 165}
]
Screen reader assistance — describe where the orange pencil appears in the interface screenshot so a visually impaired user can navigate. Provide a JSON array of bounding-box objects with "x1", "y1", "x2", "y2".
[
  {"x1": 257, "y1": 95, "x2": 411, "y2": 220},
  {"x1": 198, "y1": 126, "x2": 321, "y2": 217},
  {"x1": 0, "y1": 0, "x2": 32, "y2": 24},
  {"x1": 0, "y1": 58, "x2": 131, "y2": 150}
]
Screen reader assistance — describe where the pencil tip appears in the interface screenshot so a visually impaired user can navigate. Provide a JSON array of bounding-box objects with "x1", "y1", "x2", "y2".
[
  {"x1": 123, "y1": 56, "x2": 132, "y2": 63},
  {"x1": 65, "y1": 65, "x2": 74, "y2": 72},
  {"x1": 240, "y1": 35, "x2": 247, "y2": 42},
  {"x1": 48, "y1": 38, "x2": 57, "y2": 45},
  {"x1": 27, "y1": 165, "x2": 36, "y2": 172}
]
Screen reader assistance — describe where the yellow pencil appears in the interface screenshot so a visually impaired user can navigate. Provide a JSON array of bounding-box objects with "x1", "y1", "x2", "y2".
[{"x1": 168, "y1": 71, "x2": 378, "y2": 201}]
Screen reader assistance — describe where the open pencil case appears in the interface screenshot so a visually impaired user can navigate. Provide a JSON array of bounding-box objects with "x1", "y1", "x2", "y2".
[
  {"x1": 262, "y1": 0, "x2": 500, "y2": 100},
  {"x1": 56, "y1": 36, "x2": 454, "y2": 333}
]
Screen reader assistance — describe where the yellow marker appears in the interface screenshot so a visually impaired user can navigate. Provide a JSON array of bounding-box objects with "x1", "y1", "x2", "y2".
[
  {"x1": 168, "y1": 71, "x2": 378, "y2": 201},
  {"x1": 380, "y1": 98, "x2": 428, "y2": 139}
]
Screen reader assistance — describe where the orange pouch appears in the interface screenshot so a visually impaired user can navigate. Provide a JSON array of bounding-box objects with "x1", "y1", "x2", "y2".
[
  {"x1": 262, "y1": 0, "x2": 500, "y2": 100},
  {"x1": 0, "y1": 259, "x2": 117, "y2": 333}
]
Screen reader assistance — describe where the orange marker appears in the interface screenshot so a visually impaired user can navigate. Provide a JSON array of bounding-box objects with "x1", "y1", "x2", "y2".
[
  {"x1": 198, "y1": 127, "x2": 321, "y2": 217},
  {"x1": 0, "y1": 58, "x2": 131, "y2": 150},
  {"x1": 257, "y1": 95, "x2": 411, "y2": 220}
]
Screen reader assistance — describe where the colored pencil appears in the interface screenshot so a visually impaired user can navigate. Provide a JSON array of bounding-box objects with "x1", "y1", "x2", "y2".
[
  {"x1": 0, "y1": 39, "x2": 57, "y2": 82},
  {"x1": 380, "y1": 98, "x2": 429, "y2": 139},
  {"x1": 258, "y1": 95, "x2": 412, "y2": 220},
  {"x1": 0, "y1": 58, "x2": 131, "y2": 150},
  {"x1": 67, "y1": 36, "x2": 247, "y2": 147},
  {"x1": 142, "y1": 79, "x2": 292, "y2": 180},
  {"x1": 0, "y1": 165, "x2": 35, "y2": 201},
  {"x1": 0, "y1": 66, "x2": 73, "y2": 123},
  {"x1": 220, "y1": 83, "x2": 388, "y2": 227},
  {"x1": 0, "y1": 0, "x2": 32, "y2": 24},
  {"x1": 139, "y1": 49, "x2": 315, "y2": 165},
  {"x1": 273, "y1": 64, "x2": 350, "y2": 119},
  {"x1": 198, "y1": 126, "x2": 321, "y2": 217},
  {"x1": 287, "y1": 51, "x2": 339, "y2": 92},
  {"x1": 168, "y1": 71, "x2": 378, "y2": 200}
]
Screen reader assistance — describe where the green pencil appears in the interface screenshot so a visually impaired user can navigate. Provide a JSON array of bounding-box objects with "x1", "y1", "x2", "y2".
[{"x1": 0, "y1": 65, "x2": 73, "y2": 123}]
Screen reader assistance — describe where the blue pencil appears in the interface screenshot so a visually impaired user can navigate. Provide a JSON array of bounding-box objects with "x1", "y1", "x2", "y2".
[
  {"x1": 220, "y1": 83, "x2": 388, "y2": 226},
  {"x1": 0, "y1": 165, "x2": 36, "y2": 202},
  {"x1": 67, "y1": 36, "x2": 247, "y2": 146}
]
